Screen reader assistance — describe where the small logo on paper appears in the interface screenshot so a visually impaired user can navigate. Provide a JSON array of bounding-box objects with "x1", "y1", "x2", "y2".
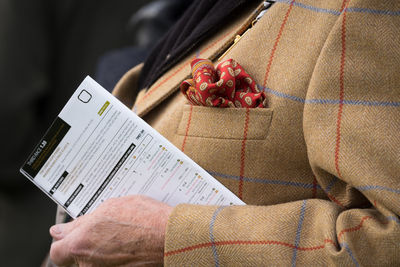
[{"x1": 78, "y1": 90, "x2": 92, "y2": 103}]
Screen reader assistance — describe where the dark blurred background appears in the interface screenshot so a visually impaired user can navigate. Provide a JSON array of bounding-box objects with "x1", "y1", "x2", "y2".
[{"x1": 0, "y1": 0, "x2": 191, "y2": 265}]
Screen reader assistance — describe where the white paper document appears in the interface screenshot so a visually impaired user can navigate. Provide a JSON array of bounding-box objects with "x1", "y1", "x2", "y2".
[{"x1": 20, "y1": 76, "x2": 245, "y2": 218}]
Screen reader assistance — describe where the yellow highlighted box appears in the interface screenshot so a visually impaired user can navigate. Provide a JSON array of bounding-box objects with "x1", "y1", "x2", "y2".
[{"x1": 98, "y1": 101, "x2": 110, "y2": 116}]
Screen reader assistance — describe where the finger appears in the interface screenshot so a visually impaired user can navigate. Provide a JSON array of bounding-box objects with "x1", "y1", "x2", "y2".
[
  {"x1": 50, "y1": 217, "x2": 82, "y2": 240},
  {"x1": 50, "y1": 223, "x2": 66, "y2": 240},
  {"x1": 50, "y1": 239, "x2": 76, "y2": 266}
]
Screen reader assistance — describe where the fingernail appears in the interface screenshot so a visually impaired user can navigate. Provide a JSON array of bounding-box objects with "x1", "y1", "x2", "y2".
[{"x1": 50, "y1": 224, "x2": 63, "y2": 235}]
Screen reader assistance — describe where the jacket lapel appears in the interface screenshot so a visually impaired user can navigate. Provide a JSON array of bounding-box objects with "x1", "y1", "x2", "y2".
[{"x1": 134, "y1": 1, "x2": 265, "y2": 117}]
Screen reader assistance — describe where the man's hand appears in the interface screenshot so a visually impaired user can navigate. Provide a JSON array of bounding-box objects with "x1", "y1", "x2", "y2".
[{"x1": 49, "y1": 195, "x2": 172, "y2": 266}]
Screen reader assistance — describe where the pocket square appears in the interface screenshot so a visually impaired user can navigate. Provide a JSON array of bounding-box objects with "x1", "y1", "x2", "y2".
[{"x1": 180, "y1": 58, "x2": 267, "y2": 108}]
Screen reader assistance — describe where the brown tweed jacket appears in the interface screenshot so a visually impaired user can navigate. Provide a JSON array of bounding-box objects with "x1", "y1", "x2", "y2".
[{"x1": 113, "y1": 0, "x2": 400, "y2": 266}]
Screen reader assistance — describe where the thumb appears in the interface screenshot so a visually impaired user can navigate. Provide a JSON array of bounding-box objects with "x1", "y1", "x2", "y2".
[
  {"x1": 50, "y1": 224, "x2": 66, "y2": 240},
  {"x1": 50, "y1": 217, "x2": 80, "y2": 240}
]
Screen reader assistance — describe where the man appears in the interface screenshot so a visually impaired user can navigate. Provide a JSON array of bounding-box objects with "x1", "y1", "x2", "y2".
[{"x1": 49, "y1": 0, "x2": 400, "y2": 266}]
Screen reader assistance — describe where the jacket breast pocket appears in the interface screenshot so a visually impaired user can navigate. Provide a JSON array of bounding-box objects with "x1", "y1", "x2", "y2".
[
  {"x1": 174, "y1": 104, "x2": 274, "y2": 199},
  {"x1": 176, "y1": 105, "x2": 273, "y2": 140}
]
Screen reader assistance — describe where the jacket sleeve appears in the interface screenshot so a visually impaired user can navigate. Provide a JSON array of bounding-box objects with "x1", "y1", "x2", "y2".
[{"x1": 164, "y1": 3, "x2": 400, "y2": 266}]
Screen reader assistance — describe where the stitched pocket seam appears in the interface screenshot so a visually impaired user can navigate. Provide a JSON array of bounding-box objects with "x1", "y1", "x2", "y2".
[{"x1": 176, "y1": 105, "x2": 273, "y2": 140}]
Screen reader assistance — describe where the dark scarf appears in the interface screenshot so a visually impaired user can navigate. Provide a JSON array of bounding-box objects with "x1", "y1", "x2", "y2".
[{"x1": 138, "y1": 0, "x2": 259, "y2": 90}]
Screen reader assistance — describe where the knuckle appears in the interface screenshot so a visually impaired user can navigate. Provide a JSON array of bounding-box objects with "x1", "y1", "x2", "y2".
[
  {"x1": 69, "y1": 235, "x2": 88, "y2": 258},
  {"x1": 50, "y1": 241, "x2": 73, "y2": 266},
  {"x1": 69, "y1": 242, "x2": 84, "y2": 258},
  {"x1": 69, "y1": 243, "x2": 81, "y2": 258},
  {"x1": 49, "y1": 242, "x2": 58, "y2": 260}
]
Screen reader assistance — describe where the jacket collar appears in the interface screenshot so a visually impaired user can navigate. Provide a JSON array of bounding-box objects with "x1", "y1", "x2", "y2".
[{"x1": 134, "y1": 1, "x2": 264, "y2": 117}]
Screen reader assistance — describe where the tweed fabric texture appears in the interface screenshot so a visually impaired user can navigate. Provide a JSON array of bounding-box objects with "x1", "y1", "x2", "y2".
[{"x1": 114, "y1": 0, "x2": 400, "y2": 266}]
